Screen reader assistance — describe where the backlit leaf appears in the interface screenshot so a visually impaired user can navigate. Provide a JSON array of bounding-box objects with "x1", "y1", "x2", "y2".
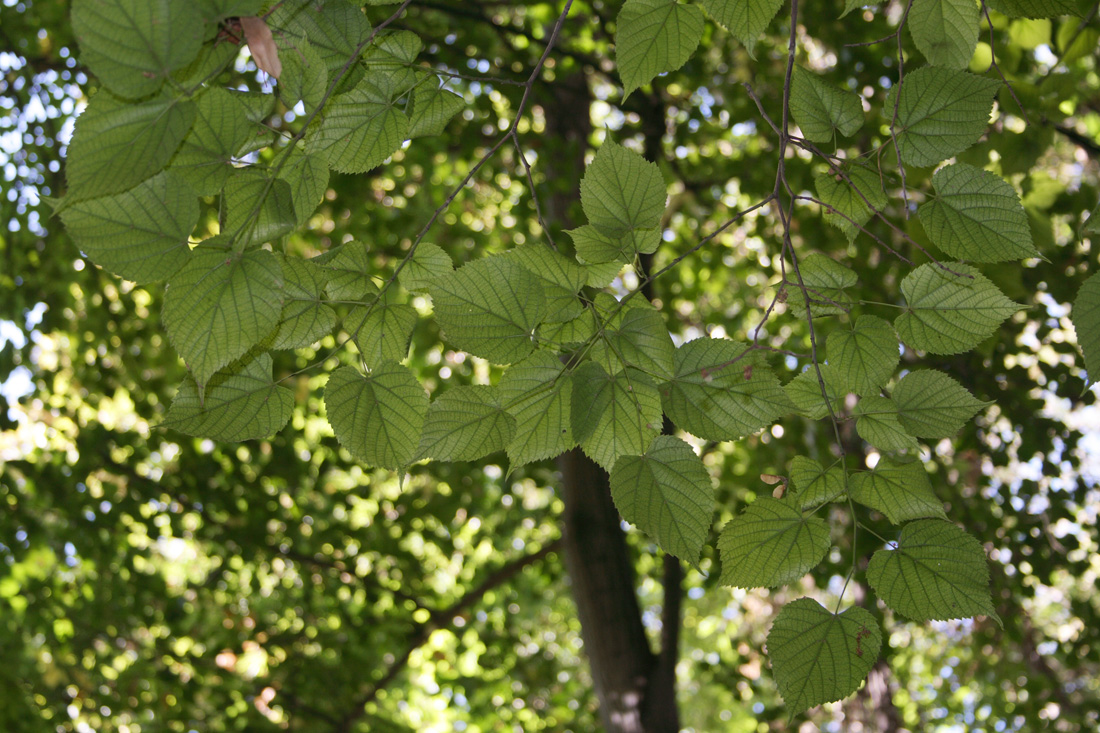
[
  {"x1": 324, "y1": 363, "x2": 428, "y2": 471},
  {"x1": 610, "y1": 435, "x2": 713, "y2": 563},
  {"x1": 918, "y1": 163, "x2": 1037, "y2": 262},
  {"x1": 163, "y1": 247, "x2": 284, "y2": 389},
  {"x1": 277, "y1": 149, "x2": 330, "y2": 228},
  {"x1": 579, "y1": 140, "x2": 667, "y2": 234},
  {"x1": 224, "y1": 169, "x2": 297, "y2": 248},
  {"x1": 499, "y1": 351, "x2": 576, "y2": 468},
  {"x1": 567, "y1": 225, "x2": 661, "y2": 264},
  {"x1": 170, "y1": 88, "x2": 252, "y2": 196},
  {"x1": 718, "y1": 496, "x2": 830, "y2": 588},
  {"x1": 785, "y1": 365, "x2": 845, "y2": 421},
  {"x1": 827, "y1": 315, "x2": 899, "y2": 395},
  {"x1": 1072, "y1": 273, "x2": 1100, "y2": 382},
  {"x1": 431, "y1": 257, "x2": 547, "y2": 364},
  {"x1": 850, "y1": 457, "x2": 946, "y2": 524},
  {"x1": 895, "y1": 263, "x2": 1020, "y2": 354},
  {"x1": 165, "y1": 353, "x2": 293, "y2": 441},
  {"x1": 61, "y1": 171, "x2": 197, "y2": 284},
  {"x1": 855, "y1": 396, "x2": 920, "y2": 452},
  {"x1": 662, "y1": 338, "x2": 794, "y2": 441},
  {"x1": 270, "y1": 256, "x2": 337, "y2": 350},
  {"x1": 888, "y1": 66, "x2": 999, "y2": 167},
  {"x1": 986, "y1": 0, "x2": 1080, "y2": 17},
  {"x1": 700, "y1": 0, "x2": 784, "y2": 56},
  {"x1": 324, "y1": 241, "x2": 379, "y2": 301},
  {"x1": 867, "y1": 519, "x2": 1000, "y2": 625},
  {"x1": 909, "y1": 0, "x2": 980, "y2": 68},
  {"x1": 790, "y1": 66, "x2": 863, "y2": 143},
  {"x1": 346, "y1": 300, "x2": 418, "y2": 368},
  {"x1": 616, "y1": 0, "x2": 705, "y2": 97},
  {"x1": 892, "y1": 370, "x2": 987, "y2": 438},
  {"x1": 409, "y1": 81, "x2": 465, "y2": 138},
  {"x1": 814, "y1": 166, "x2": 888, "y2": 244},
  {"x1": 307, "y1": 77, "x2": 409, "y2": 174},
  {"x1": 789, "y1": 457, "x2": 847, "y2": 510},
  {"x1": 767, "y1": 599, "x2": 881, "y2": 716},
  {"x1": 66, "y1": 92, "x2": 196, "y2": 199},
  {"x1": 417, "y1": 386, "x2": 516, "y2": 462},
  {"x1": 72, "y1": 0, "x2": 204, "y2": 98},
  {"x1": 398, "y1": 243, "x2": 454, "y2": 293}
]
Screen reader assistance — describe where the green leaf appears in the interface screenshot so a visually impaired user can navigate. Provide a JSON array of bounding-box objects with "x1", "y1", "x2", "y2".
[
  {"x1": 718, "y1": 497, "x2": 830, "y2": 588},
  {"x1": 307, "y1": 77, "x2": 409, "y2": 174},
  {"x1": 417, "y1": 386, "x2": 516, "y2": 462},
  {"x1": 601, "y1": 307, "x2": 676, "y2": 380},
  {"x1": 269, "y1": 0, "x2": 372, "y2": 75},
  {"x1": 572, "y1": 362, "x2": 662, "y2": 471},
  {"x1": 785, "y1": 365, "x2": 845, "y2": 420},
  {"x1": 163, "y1": 248, "x2": 284, "y2": 389},
  {"x1": 789, "y1": 457, "x2": 847, "y2": 510},
  {"x1": 828, "y1": 315, "x2": 899, "y2": 395},
  {"x1": 431, "y1": 257, "x2": 547, "y2": 364},
  {"x1": 700, "y1": 0, "x2": 784, "y2": 56},
  {"x1": 324, "y1": 363, "x2": 428, "y2": 471},
  {"x1": 196, "y1": 0, "x2": 263, "y2": 23},
  {"x1": 499, "y1": 351, "x2": 576, "y2": 468},
  {"x1": 662, "y1": 338, "x2": 794, "y2": 441},
  {"x1": 224, "y1": 169, "x2": 297, "y2": 248},
  {"x1": 814, "y1": 166, "x2": 888, "y2": 244},
  {"x1": 165, "y1": 353, "x2": 293, "y2": 441},
  {"x1": 895, "y1": 263, "x2": 1020, "y2": 355},
  {"x1": 855, "y1": 396, "x2": 921, "y2": 452},
  {"x1": 409, "y1": 82, "x2": 465, "y2": 138},
  {"x1": 615, "y1": 0, "x2": 705, "y2": 97},
  {"x1": 324, "y1": 241, "x2": 380, "y2": 301},
  {"x1": 567, "y1": 225, "x2": 662, "y2": 264},
  {"x1": 504, "y1": 245, "x2": 586, "y2": 323},
  {"x1": 893, "y1": 370, "x2": 987, "y2": 438},
  {"x1": 399, "y1": 243, "x2": 454, "y2": 293},
  {"x1": 579, "y1": 140, "x2": 667, "y2": 234},
  {"x1": 60, "y1": 171, "x2": 197, "y2": 284},
  {"x1": 270, "y1": 256, "x2": 337, "y2": 351},
  {"x1": 1072, "y1": 273, "x2": 1100, "y2": 383},
  {"x1": 767, "y1": 599, "x2": 881, "y2": 716},
  {"x1": 850, "y1": 457, "x2": 946, "y2": 524},
  {"x1": 986, "y1": 0, "x2": 1080, "y2": 17},
  {"x1": 909, "y1": 0, "x2": 981, "y2": 68},
  {"x1": 277, "y1": 38, "x2": 328, "y2": 114},
  {"x1": 346, "y1": 301, "x2": 418, "y2": 368},
  {"x1": 789, "y1": 66, "x2": 863, "y2": 143},
  {"x1": 610, "y1": 435, "x2": 714, "y2": 563},
  {"x1": 72, "y1": 0, "x2": 204, "y2": 98},
  {"x1": 867, "y1": 519, "x2": 1000, "y2": 625},
  {"x1": 169, "y1": 88, "x2": 252, "y2": 196},
  {"x1": 787, "y1": 252, "x2": 858, "y2": 315},
  {"x1": 918, "y1": 163, "x2": 1036, "y2": 262},
  {"x1": 66, "y1": 92, "x2": 196, "y2": 199},
  {"x1": 172, "y1": 40, "x2": 238, "y2": 90},
  {"x1": 888, "y1": 66, "x2": 1000, "y2": 167},
  {"x1": 277, "y1": 149, "x2": 330, "y2": 228}
]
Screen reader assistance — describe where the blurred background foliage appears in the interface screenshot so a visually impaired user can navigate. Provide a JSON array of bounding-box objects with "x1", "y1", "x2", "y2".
[{"x1": 1, "y1": 0, "x2": 1099, "y2": 730}]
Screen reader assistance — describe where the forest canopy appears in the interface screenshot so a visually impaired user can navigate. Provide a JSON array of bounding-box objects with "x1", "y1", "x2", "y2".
[{"x1": 1, "y1": 0, "x2": 1099, "y2": 731}]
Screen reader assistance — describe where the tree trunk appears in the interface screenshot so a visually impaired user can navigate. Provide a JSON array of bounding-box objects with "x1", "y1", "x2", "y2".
[{"x1": 541, "y1": 72, "x2": 681, "y2": 732}]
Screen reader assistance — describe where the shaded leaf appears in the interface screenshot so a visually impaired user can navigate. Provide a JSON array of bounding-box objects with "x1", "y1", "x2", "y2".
[
  {"x1": 610, "y1": 435, "x2": 714, "y2": 563},
  {"x1": 224, "y1": 169, "x2": 297, "y2": 247},
  {"x1": 61, "y1": 171, "x2": 197, "y2": 284},
  {"x1": 867, "y1": 519, "x2": 1000, "y2": 625},
  {"x1": 895, "y1": 263, "x2": 1020, "y2": 354},
  {"x1": 417, "y1": 386, "x2": 516, "y2": 462},
  {"x1": 918, "y1": 163, "x2": 1037, "y2": 262},
  {"x1": 768, "y1": 599, "x2": 881, "y2": 716},
  {"x1": 888, "y1": 66, "x2": 1000, "y2": 167},
  {"x1": 663, "y1": 338, "x2": 794, "y2": 441},
  {"x1": 814, "y1": 166, "x2": 887, "y2": 244},
  {"x1": 986, "y1": 0, "x2": 1080, "y2": 17},
  {"x1": 431, "y1": 257, "x2": 547, "y2": 364},
  {"x1": 718, "y1": 497, "x2": 830, "y2": 588},
  {"x1": 324, "y1": 241, "x2": 379, "y2": 301},
  {"x1": 324, "y1": 363, "x2": 428, "y2": 471},
  {"x1": 277, "y1": 148, "x2": 330, "y2": 228},
  {"x1": 850, "y1": 457, "x2": 946, "y2": 524},
  {"x1": 163, "y1": 247, "x2": 284, "y2": 388},
  {"x1": 165, "y1": 353, "x2": 293, "y2": 441}
]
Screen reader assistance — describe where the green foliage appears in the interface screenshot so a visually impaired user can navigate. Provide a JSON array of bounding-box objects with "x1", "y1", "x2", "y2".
[
  {"x1": 717, "y1": 497, "x2": 830, "y2": 588},
  {"x1": 767, "y1": 599, "x2": 881, "y2": 716},
  {"x1": 867, "y1": 520, "x2": 1001, "y2": 626},
  {"x1": 42, "y1": 0, "x2": 1098, "y2": 724}
]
